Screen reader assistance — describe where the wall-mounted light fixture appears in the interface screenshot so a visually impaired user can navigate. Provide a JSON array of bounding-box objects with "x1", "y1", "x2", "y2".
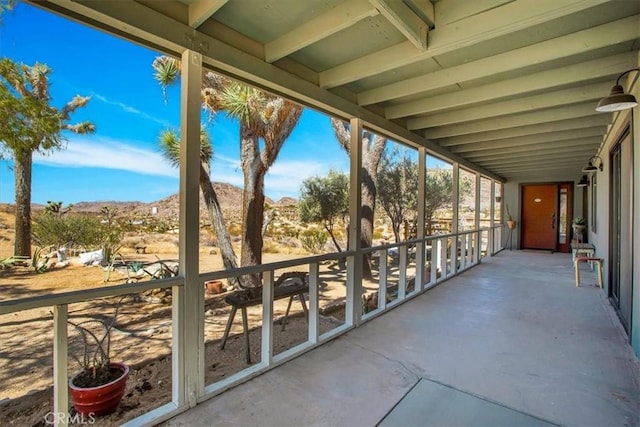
[
  {"x1": 576, "y1": 175, "x2": 589, "y2": 187},
  {"x1": 582, "y1": 156, "x2": 603, "y2": 173},
  {"x1": 596, "y1": 68, "x2": 639, "y2": 112}
]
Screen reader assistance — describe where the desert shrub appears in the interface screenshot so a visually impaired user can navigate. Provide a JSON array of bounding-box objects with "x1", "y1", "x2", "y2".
[
  {"x1": 200, "y1": 230, "x2": 218, "y2": 247},
  {"x1": 32, "y1": 213, "x2": 123, "y2": 261},
  {"x1": 300, "y1": 229, "x2": 328, "y2": 254},
  {"x1": 228, "y1": 222, "x2": 242, "y2": 237},
  {"x1": 373, "y1": 227, "x2": 384, "y2": 240},
  {"x1": 280, "y1": 223, "x2": 299, "y2": 239},
  {"x1": 278, "y1": 236, "x2": 301, "y2": 249},
  {"x1": 262, "y1": 239, "x2": 280, "y2": 254},
  {"x1": 33, "y1": 213, "x2": 103, "y2": 251},
  {"x1": 153, "y1": 220, "x2": 174, "y2": 233}
]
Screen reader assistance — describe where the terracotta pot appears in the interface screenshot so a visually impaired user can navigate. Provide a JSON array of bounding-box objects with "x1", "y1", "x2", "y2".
[
  {"x1": 507, "y1": 220, "x2": 516, "y2": 229},
  {"x1": 69, "y1": 362, "x2": 129, "y2": 416},
  {"x1": 205, "y1": 279, "x2": 225, "y2": 294}
]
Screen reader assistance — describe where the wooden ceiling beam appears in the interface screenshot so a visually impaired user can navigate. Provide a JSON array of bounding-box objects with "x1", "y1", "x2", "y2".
[
  {"x1": 369, "y1": 0, "x2": 428, "y2": 50},
  {"x1": 319, "y1": 0, "x2": 610, "y2": 88},
  {"x1": 265, "y1": 0, "x2": 378, "y2": 63},
  {"x1": 188, "y1": 0, "x2": 227, "y2": 29},
  {"x1": 450, "y1": 133, "x2": 603, "y2": 153},
  {"x1": 477, "y1": 151, "x2": 599, "y2": 167},
  {"x1": 387, "y1": 52, "x2": 637, "y2": 118},
  {"x1": 408, "y1": 82, "x2": 611, "y2": 129},
  {"x1": 425, "y1": 103, "x2": 601, "y2": 138},
  {"x1": 464, "y1": 142, "x2": 601, "y2": 160},
  {"x1": 436, "y1": 115, "x2": 611, "y2": 146},
  {"x1": 358, "y1": 15, "x2": 639, "y2": 106}
]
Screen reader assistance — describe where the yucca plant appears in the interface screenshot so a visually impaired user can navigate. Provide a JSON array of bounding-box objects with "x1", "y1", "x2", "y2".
[{"x1": 67, "y1": 299, "x2": 124, "y2": 387}]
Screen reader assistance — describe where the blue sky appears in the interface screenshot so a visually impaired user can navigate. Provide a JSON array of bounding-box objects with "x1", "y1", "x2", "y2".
[{"x1": 0, "y1": 2, "x2": 350, "y2": 204}]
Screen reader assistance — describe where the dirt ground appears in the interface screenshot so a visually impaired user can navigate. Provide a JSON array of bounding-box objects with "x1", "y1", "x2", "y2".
[
  {"x1": 0, "y1": 202, "x2": 400, "y2": 426},
  {"x1": 0, "y1": 246, "x2": 362, "y2": 426}
]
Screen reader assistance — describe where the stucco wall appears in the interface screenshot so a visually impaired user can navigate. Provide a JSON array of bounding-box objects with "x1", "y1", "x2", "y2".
[{"x1": 588, "y1": 54, "x2": 639, "y2": 357}]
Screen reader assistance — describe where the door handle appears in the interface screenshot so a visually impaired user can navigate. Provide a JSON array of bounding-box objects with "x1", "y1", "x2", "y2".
[{"x1": 551, "y1": 212, "x2": 556, "y2": 229}]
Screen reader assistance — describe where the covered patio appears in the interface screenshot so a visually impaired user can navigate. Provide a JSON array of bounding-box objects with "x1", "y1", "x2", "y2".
[
  {"x1": 165, "y1": 250, "x2": 640, "y2": 427},
  {"x1": 6, "y1": 1, "x2": 640, "y2": 425}
]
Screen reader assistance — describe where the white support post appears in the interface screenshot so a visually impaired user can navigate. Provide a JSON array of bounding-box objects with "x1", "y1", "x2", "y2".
[
  {"x1": 475, "y1": 172, "x2": 481, "y2": 260},
  {"x1": 500, "y1": 181, "x2": 506, "y2": 250},
  {"x1": 53, "y1": 304, "x2": 68, "y2": 427},
  {"x1": 488, "y1": 180, "x2": 496, "y2": 256},
  {"x1": 470, "y1": 233, "x2": 476, "y2": 265},
  {"x1": 471, "y1": 233, "x2": 476, "y2": 265},
  {"x1": 308, "y1": 263, "x2": 320, "y2": 344},
  {"x1": 416, "y1": 147, "x2": 426, "y2": 291},
  {"x1": 262, "y1": 270, "x2": 274, "y2": 365},
  {"x1": 452, "y1": 163, "x2": 459, "y2": 275},
  {"x1": 379, "y1": 249, "x2": 388, "y2": 310},
  {"x1": 441, "y1": 237, "x2": 449, "y2": 277},
  {"x1": 475, "y1": 172, "x2": 481, "y2": 231},
  {"x1": 460, "y1": 234, "x2": 467, "y2": 270},
  {"x1": 430, "y1": 240, "x2": 438, "y2": 285},
  {"x1": 175, "y1": 48, "x2": 203, "y2": 408},
  {"x1": 346, "y1": 118, "x2": 363, "y2": 326},
  {"x1": 399, "y1": 245, "x2": 407, "y2": 299}
]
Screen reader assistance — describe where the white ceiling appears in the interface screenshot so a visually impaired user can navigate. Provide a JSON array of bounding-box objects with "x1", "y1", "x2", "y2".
[{"x1": 30, "y1": 0, "x2": 640, "y2": 182}]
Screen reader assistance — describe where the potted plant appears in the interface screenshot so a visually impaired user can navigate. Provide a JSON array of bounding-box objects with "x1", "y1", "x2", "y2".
[
  {"x1": 572, "y1": 217, "x2": 586, "y2": 234},
  {"x1": 68, "y1": 301, "x2": 129, "y2": 416},
  {"x1": 505, "y1": 204, "x2": 516, "y2": 229},
  {"x1": 205, "y1": 279, "x2": 225, "y2": 294}
]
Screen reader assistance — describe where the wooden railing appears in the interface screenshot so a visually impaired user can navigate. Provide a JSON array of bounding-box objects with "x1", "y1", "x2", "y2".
[{"x1": 0, "y1": 227, "x2": 501, "y2": 426}]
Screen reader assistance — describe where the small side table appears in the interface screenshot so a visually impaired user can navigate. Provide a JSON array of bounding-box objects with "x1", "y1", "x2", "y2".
[{"x1": 571, "y1": 242, "x2": 595, "y2": 269}]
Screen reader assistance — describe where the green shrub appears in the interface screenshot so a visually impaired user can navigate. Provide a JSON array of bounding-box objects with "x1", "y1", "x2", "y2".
[
  {"x1": 32, "y1": 212, "x2": 123, "y2": 260},
  {"x1": 300, "y1": 229, "x2": 328, "y2": 253},
  {"x1": 262, "y1": 239, "x2": 280, "y2": 253}
]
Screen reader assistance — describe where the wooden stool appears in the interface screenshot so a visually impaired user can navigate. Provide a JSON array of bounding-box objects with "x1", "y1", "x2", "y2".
[
  {"x1": 571, "y1": 243, "x2": 595, "y2": 269},
  {"x1": 574, "y1": 256, "x2": 603, "y2": 288}
]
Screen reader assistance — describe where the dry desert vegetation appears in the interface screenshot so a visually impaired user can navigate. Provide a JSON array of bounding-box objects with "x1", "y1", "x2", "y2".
[{"x1": 0, "y1": 192, "x2": 394, "y2": 426}]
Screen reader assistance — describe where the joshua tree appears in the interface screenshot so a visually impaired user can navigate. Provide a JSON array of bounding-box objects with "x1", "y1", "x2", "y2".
[
  {"x1": 153, "y1": 56, "x2": 302, "y2": 286},
  {"x1": 0, "y1": 58, "x2": 95, "y2": 256},
  {"x1": 0, "y1": 0, "x2": 15, "y2": 21},
  {"x1": 158, "y1": 128, "x2": 241, "y2": 288},
  {"x1": 330, "y1": 119, "x2": 386, "y2": 279}
]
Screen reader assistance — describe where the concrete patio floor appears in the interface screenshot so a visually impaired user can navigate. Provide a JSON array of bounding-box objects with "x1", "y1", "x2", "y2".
[{"x1": 164, "y1": 250, "x2": 640, "y2": 427}]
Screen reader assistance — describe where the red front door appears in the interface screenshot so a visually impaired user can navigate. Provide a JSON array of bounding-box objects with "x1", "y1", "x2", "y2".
[{"x1": 521, "y1": 184, "x2": 558, "y2": 250}]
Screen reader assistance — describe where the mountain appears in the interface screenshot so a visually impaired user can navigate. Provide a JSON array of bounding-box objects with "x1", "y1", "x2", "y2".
[{"x1": 45, "y1": 183, "x2": 296, "y2": 223}]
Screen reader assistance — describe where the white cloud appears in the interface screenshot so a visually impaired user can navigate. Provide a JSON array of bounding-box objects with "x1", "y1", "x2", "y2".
[
  {"x1": 92, "y1": 93, "x2": 174, "y2": 127},
  {"x1": 33, "y1": 136, "x2": 177, "y2": 178},
  {"x1": 266, "y1": 159, "x2": 342, "y2": 198},
  {"x1": 214, "y1": 154, "x2": 241, "y2": 169},
  {"x1": 209, "y1": 156, "x2": 340, "y2": 199}
]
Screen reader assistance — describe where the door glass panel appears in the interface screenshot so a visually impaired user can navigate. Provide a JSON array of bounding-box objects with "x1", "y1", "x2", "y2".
[{"x1": 559, "y1": 188, "x2": 567, "y2": 245}]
